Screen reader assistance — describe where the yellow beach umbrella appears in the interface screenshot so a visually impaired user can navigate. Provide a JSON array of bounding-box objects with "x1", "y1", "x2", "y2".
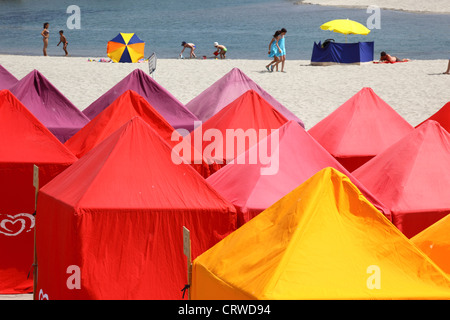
[
  {"x1": 320, "y1": 19, "x2": 370, "y2": 42},
  {"x1": 107, "y1": 33, "x2": 145, "y2": 63}
]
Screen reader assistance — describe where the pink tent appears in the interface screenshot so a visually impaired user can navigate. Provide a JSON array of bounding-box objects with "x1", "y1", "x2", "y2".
[
  {"x1": 185, "y1": 67, "x2": 304, "y2": 127},
  {"x1": 0, "y1": 65, "x2": 18, "y2": 89},
  {"x1": 308, "y1": 87, "x2": 414, "y2": 172},
  {"x1": 207, "y1": 120, "x2": 390, "y2": 227},
  {"x1": 353, "y1": 120, "x2": 450, "y2": 238},
  {"x1": 9, "y1": 70, "x2": 89, "y2": 143},
  {"x1": 82, "y1": 69, "x2": 199, "y2": 132},
  {"x1": 416, "y1": 101, "x2": 450, "y2": 132}
]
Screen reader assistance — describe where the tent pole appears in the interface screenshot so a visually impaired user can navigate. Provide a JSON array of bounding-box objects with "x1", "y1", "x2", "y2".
[
  {"x1": 32, "y1": 165, "x2": 39, "y2": 301},
  {"x1": 183, "y1": 226, "x2": 192, "y2": 300}
]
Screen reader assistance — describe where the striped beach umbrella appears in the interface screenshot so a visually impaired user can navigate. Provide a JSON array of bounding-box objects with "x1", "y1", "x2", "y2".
[{"x1": 107, "y1": 33, "x2": 145, "y2": 63}]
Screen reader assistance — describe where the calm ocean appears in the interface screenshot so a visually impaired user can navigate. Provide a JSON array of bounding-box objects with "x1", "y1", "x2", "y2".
[{"x1": 0, "y1": 0, "x2": 449, "y2": 60}]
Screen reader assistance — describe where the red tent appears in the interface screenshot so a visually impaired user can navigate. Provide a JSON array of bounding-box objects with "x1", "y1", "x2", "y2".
[
  {"x1": 308, "y1": 87, "x2": 414, "y2": 172},
  {"x1": 353, "y1": 120, "x2": 450, "y2": 238},
  {"x1": 36, "y1": 117, "x2": 237, "y2": 300},
  {"x1": 207, "y1": 120, "x2": 390, "y2": 226},
  {"x1": 0, "y1": 65, "x2": 18, "y2": 89},
  {"x1": 416, "y1": 101, "x2": 450, "y2": 132},
  {"x1": 65, "y1": 90, "x2": 212, "y2": 177},
  {"x1": 185, "y1": 67, "x2": 304, "y2": 127},
  {"x1": 187, "y1": 90, "x2": 289, "y2": 174},
  {"x1": 0, "y1": 90, "x2": 77, "y2": 294}
]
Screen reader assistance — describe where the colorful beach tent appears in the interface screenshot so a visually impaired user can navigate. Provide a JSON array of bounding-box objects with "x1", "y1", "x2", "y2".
[
  {"x1": 185, "y1": 68, "x2": 304, "y2": 127},
  {"x1": 187, "y1": 90, "x2": 289, "y2": 173},
  {"x1": 9, "y1": 70, "x2": 90, "y2": 143},
  {"x1": 0, "y1": 65, "x2": 18, "y2": 89},
  {"x1": 207, "y1": 120, "x2": 390, "y2": 226},
  {"x1": 411, "y1": 214, "x2": 450, "y2": 275},
  {"x1": 35, "y1": 117, "x2": 237, "y2": 300},
  {"x1": 82, "y1": 69, "x2": 199, "y2": 132},
  {"x1": 192, "y1": 168, "x2": 450, "y2": 300},
  {"x1": 0, "y1": 90, "x2": 77, "y2": 294},
  {"x1": 416, "y1": 101, "x2": 450, "y2": 132},
  {"x1": 65, "y1": 89, "x2": 213, "y2": 177},
  {"x1": 107, "y1": 33, "x2": 145, "y2": 63},
  {"x1": 353, "y1": 120, "x2": 450, "y2": 238},
  {"x1": 308, "y1": 87, "x2": 414, "y2": 172}
]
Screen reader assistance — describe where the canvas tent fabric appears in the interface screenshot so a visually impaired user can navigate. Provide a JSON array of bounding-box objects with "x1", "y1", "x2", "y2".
[
  {"x1": 308, "y1": 87, "x2": 414, "y2": 172},
  {"x1": 353, "y1": 120, "x2": 450, "y2": 238},
  {"x1": 311, "y1": 41, "x2": 374, "y2": 65},
  {"x1": 411, "y1": 214, "x2": 450, "y2": 275},
  {"x1": 0, "y1": 65, "x2": 18, "y2": 90},
  {"x1": 185, "y1": 68, "x2": 304, "y2": 127},
  {"x1": 0, "y1": 90, "x2": 77, "y2": 294},
  {"x1": 416, "y1": 101, "x2": 450, "y2": 132},
  {"x1": 82, "y1": 69, "x2": 199, "y2": 132},
  {"x1": 206, "y1": 120, "x2": 390, "y2": 227},
  {"x1": 36, "y1": 117, "x2": 237, "y2": 300},
  {"x1": 187, "y1": 90, "x2": 289, "y2": 174},
  {"x1": 192, "y1": 168, "x2": 450, "y2": 300},
  {"x1": 9, "y1": 70, "x2": 89, "y2": 143},
  {"x1": 64, "y1": 90, "x2": 212, "y2": 177}
]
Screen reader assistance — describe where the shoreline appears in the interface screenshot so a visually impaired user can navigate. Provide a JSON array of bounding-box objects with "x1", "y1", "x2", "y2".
[{"x1": 297, "y1": 0, "x2": 450, "y2": 14}]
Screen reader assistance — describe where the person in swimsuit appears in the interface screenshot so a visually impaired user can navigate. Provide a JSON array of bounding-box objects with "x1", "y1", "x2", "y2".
[
  {"x1": 444, "y1": 59, "x2": 450, "y2": 75},
  {"x1": 57, "y1": 30, "x2": 68, "y2": 56},
  {"x1": 41, "y1": 22, "x2": 49, "y2": 56},
  {"x1": 277, "y1": 28, "x2": 287, "y2": 72},
  {"x1": 265, "y1": 30, "x2": 282, "y2": 72},
  {"x1": 213, "y1": 42, "x2": 227, "y2": 59},
  {"x1": 180, "y1": 41, "x2": 197, "y2": 59},
  {"x1": 380, "y1": 51, "x2": 410, "y2": 63}
]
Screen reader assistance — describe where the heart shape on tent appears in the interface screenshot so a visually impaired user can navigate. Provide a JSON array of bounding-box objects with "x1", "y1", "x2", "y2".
[{"x1": 0, "y1": 213, "x2": 35, "y2": 236}]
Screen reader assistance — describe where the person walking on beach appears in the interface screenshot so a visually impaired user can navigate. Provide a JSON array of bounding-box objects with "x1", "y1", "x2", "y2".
[
  {"x1": 41, "y1": 22, "x2": 49, "y2": 56},
  {"x1": 278, "y1": 28, "x2": 287, "y2": 72},
  {"x1": 180, "y1": 41, "x2": 197, "y2": 59},
  {"x1": 444, "y1": 59, "x2": 450, "y2": 74},
  {"x1": 213, "y1": 42, "x2": 227, "y2": 59},
  {"x1": 265, "y1": 30, "x2": 282, "y2": 72},
  {"x1": 57, "y1": 30, "x2": 68, "y2": 56}
]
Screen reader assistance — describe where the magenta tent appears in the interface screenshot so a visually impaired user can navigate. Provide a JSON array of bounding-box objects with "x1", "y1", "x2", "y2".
[
  {"x1": 9, "y1": 70, "x2": 90, "y2": 143},
  {"x1": 308, "y1": 87, "x2": 414, "y2": 172},
  {"x1": 0, "y1": 65, "x2": 18, "y2": 90},
  {"x1": 185, "y1": 67, "x2": 304, "y2": 127},
  {"x1": 207, "y1": 120, "x2": 390, "y2": 227},
  {"x1": 353, "y1": 120, "x2": 450, "y2": 238},
  {"x1": 82, "y1": 69, "x2": 199, "y2": 132}
]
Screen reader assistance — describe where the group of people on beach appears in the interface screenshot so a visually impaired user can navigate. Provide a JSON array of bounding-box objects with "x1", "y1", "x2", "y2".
[
  {"x1": 180, "y1": 41, "x2": 227, "y2": 59},
  {"x1": 265, "y1": 28, "x2": 287, "y2": 72},
  {"x1": 41, "y1": 22, "x2": 69, "y2": 56}
]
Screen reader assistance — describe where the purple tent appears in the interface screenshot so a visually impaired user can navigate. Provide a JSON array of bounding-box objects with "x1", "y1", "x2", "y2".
[
  {"x1": 0, "y1": 65, "x2": 18, "y2": 90},
  {"x1": 9, "y1": 70, "x2": 89, "y2": 143},
  {"x1": 82, "y1": 69, "x2": 199, "y2": 132},
  {"x1": 186, "y1": 67, "x2": 304, "y2": 128}
]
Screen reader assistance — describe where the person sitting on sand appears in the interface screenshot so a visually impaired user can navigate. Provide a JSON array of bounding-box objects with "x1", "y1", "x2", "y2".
[
  {"x1": 41, "y1": 22, "x2": 49, "y2": 56},
  {"x1": 213, "y1": 42, "x2": 227, "y2": 59},
  {"x1": 180, "y1": 42, "x2": 197, "y2": 59},
  {"x1": 444, "y1": 59, "x2": 450, "y2": 74},
  {"x1": 57, "y1": 30, "x2": 68, "y2": 56},
  {"x1": 380, "y1": 51, "x2": 410, "y2": 63}
]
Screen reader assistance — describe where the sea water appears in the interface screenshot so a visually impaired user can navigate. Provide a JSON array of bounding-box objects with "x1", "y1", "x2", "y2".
[{"x1": 0, "y1": 0, "x2": 449, "y2": 60}]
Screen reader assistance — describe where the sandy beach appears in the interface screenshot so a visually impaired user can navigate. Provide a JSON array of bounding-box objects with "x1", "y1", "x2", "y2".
[
  {"x1": 0, "y1": 54, "x2": 449, "y2": 130},
  {"x1": 300, "y1": 0, "x2": 450, "y2": 14}
]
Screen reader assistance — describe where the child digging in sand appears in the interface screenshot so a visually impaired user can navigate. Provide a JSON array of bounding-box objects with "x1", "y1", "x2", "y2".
[{"x1": 57, "y1": 30, "x2": 68, "y2": 56}]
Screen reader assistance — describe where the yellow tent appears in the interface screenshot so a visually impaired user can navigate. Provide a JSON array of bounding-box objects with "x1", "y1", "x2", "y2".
[
  {"x1": 411, "y1": 214, "x2": 450, "y2": 275},
  {"x1": 192, "y1": 168, "x2": 450, "y2": 300}
]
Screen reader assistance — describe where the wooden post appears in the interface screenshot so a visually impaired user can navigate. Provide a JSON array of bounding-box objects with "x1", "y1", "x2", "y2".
[
  {"x1": 32, "y1": 165, "x2": 39, "y2": 300},
  {"x1": 183, "y1": 226, "x2": 192, "y2": 300}
]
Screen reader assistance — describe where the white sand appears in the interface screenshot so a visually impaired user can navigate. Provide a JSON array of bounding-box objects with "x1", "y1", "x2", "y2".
[
  {"x1": 0, "y1": 54, "x2": 449, "y2": 130},
  {"x1": 299, "y1": 0, "x2": 450, "y2": 14}
]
